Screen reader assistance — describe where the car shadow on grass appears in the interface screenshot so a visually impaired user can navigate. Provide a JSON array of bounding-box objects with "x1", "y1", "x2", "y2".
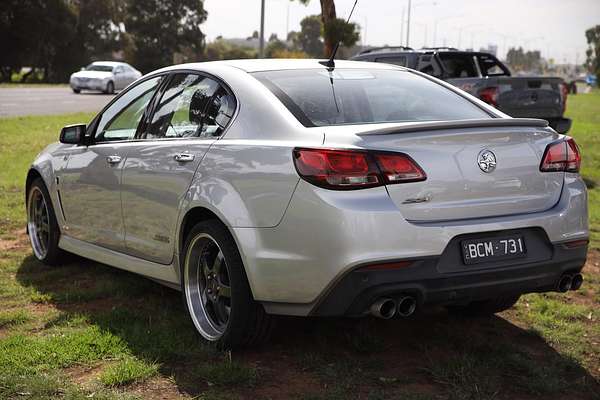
[{"x1": 15, "y1": 254, "x2": 600, "y2": 400}]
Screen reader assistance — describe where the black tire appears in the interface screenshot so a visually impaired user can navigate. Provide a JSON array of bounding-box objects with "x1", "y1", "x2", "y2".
[
  {"x1": 26, "y1": 177, "x2": 64, "y2": 265},
  {"x1": 181, "y1": 220, "x2": 273, "y2": 349},
  {"x1": 72, "y1": 88, "x2": 81, "y2": 94},
  {"x1": 447, "y1": 294, "x2": 520, "y2": 316},
  {"x1": 104, "y1": 81, "x2": 114, "y2": 94}
]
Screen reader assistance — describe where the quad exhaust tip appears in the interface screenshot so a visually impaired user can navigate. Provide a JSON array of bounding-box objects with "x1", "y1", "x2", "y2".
[
  {"x1": 571, "y1": 273, "x2": 583, "y2": 291},
  {"x1": 557, "y1": 274, "x2": 573, "y2": 292},
  {"x1": 370, "y1": 298, "x2": 397, "y2": 319},
  {"x1": 396, "y1": 296, "x2": 417, "y2": 317}
]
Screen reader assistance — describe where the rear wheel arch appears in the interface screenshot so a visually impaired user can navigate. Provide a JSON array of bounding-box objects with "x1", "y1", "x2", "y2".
[{"x1": 178, "y1": 206, "x2": 256, "y2": 298}]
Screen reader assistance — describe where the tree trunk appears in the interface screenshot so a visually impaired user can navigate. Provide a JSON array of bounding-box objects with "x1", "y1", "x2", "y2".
[{"x1": 320, "y1": 0, "x2": 336, "y2": 57}]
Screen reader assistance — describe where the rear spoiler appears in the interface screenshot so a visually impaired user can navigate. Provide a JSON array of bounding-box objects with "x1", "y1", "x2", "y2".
[{"x1": 356, "y1": 118, "x2": 549, "y2": 136}]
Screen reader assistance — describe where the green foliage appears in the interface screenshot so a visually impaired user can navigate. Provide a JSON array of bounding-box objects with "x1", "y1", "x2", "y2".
[
  {"x1": 0, "y1": 0, "x2": 208, "y2": 81},
  {"x1": 204, "y1": 40, "x2": 257, "y2": 61},
  {"x1": 322, "y1": 17, "x2": 360, "y2": 51},
  {"x1": 586, "y1": 25, "x2": 600, "y2": 77},
  {"x1": 296, "y1": 15, "x2": 324, "y2": 57},
  {"x1": 124, "y1": 0, "x2": 207, "y2": 73},
  {"x1": 265, "y1": 39, "x2": 287, "y2": 58}
]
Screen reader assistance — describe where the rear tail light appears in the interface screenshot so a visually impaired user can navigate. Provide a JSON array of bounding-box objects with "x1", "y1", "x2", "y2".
[
  {"x1": 540, "y1": 137, "x2": 581, "y2": 173},
  {"x1": 478, "y1": 86, "x2": 499, "y2": 107},
  {"x1": 293, "y1": 148, "x2": 426, "y2": 190}
]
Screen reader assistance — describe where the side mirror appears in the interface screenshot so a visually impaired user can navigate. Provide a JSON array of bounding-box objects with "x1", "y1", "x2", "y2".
[
  {"x1": 60, "y1": 124, "x2": 86, "y2": 144},
  {"x1": 80, "y1": 67, "x2": 85, "y2": 71},
  {"x1": 553, "y1": 118, "x2": 572, "y2": 134}
]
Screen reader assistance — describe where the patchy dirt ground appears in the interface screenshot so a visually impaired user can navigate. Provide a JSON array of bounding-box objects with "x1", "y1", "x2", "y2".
[{"x1": 1, "y1": 231, "x2": 599, "y2": 400}]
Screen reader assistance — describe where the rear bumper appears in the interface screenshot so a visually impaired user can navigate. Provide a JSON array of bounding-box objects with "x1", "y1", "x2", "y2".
[
  {"x1": 310, "y1": 240, "x2": 587, "y2": 317},
  {"x1": 235, "y1": 174, "x2": 588, "y2": 316}
]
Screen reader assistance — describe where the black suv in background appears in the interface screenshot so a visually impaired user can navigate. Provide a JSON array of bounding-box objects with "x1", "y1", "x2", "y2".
[{"x1": 352, "y1": 47, "x2": 571, "y2": 133}]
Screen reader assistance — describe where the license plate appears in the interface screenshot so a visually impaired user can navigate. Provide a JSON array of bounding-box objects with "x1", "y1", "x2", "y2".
[{"x1": 461, "y1": 235, "x2": 526, "y2": 265}]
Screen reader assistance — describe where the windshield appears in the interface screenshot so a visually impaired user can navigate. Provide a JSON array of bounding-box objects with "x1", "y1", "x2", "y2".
[
  {"x1": 253, "y1": 69, "x2": 490, "y2": 127},
  {"x1": 86, "y1": 64, "x2": 114, "y2": 72}
]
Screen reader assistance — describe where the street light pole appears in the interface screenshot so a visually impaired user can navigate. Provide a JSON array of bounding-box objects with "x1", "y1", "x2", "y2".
[
  {"x1": 259, "y1": 0, "x2": 265, "y2": 58},
  {"x1": 406, "y1": 0, "x2": 412, "y2": 47}
]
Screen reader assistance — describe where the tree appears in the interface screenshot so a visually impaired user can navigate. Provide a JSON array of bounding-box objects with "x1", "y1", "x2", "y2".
[
  {"x1": 585, "y1": 25, "x2": 600, "y2": 77},
  {"x1": 506, "y1": 47, "x2": 542, "y2": 73},
  {"x1": 293, "y1": 0, "x2": 359, "y2": 57},
  {"x1": 124, "y1": 0, "x2": 207, "y2": 73},
  {"x1": 296, "y1": 15, "x2": 323, "y2": 57}
]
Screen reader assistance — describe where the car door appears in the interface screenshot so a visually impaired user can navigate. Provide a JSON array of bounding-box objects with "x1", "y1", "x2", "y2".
[
  {"x1": 59, "y1": 76, "x2": 163, "y2": 251},
  {"x1": 120, "y1": 72, "x2": 237, "y2": 264},
  {"x1": 113, "y1": 66, "x2": 127, "y2": 90}
]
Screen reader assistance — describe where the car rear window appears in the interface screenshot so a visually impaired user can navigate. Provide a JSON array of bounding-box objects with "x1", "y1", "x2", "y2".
[{"x1": 253, "y1": 69, "x2": 490, "y2": 127}]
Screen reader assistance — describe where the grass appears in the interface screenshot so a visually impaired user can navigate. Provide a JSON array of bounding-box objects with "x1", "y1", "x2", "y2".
[
  {"x1": 0, "y1": 92, "x2": 598, "y2": 399},
  {"x1": 99, "y1": 357, "x2": 159, "y2": 387},
  {"x1": 0, "y1": 309, "x2": 31, "y2": 328},
  {"x1": 565, "y1": 90, "x2": 600, "y2": 248},
  {"x1": 0, "y1": 112, "x2": 94, "y2": 237}
]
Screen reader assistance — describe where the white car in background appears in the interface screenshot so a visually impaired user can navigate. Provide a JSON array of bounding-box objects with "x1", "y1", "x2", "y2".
[{"x1": 69, "y1": 61, "x2": 142, "y2": 94}]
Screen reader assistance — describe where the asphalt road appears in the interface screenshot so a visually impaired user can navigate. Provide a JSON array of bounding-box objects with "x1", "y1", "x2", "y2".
[{"x1": 0, "y1": 87, "x2": 116, "y2": 117}]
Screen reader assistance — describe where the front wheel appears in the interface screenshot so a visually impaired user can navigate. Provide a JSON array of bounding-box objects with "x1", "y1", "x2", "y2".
[
  {"x1": 72, "y1": 87, "x2": 81, "y2": 94},
  {"x1": 27, "y1": 178, "x2": 64, "y2": 265},
  {"x1": 181, "y1": 220, "x2": 273, "y2": 349},
  {"x1": 104, "y1": 81, "x2": 114, "y2": 94},
  {"x1": 447, "y1": 295, "x2": 521, "y2": 316}
]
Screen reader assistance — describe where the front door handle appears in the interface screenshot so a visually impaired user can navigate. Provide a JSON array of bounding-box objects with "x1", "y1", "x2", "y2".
[
  {"x1": 106, "y1": 155, "x2": 122, "y2": 164},
  {"x1": 174, "y1": 153, "x2": 195, "y2": 163}
]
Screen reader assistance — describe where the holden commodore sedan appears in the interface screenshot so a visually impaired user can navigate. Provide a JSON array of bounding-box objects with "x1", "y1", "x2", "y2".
[
  {"x1": 27, "y1": 59, "x2": 588, "y2": 349},
  {"x1": 69, "y1": 61, "x2": 142, "y2": 94}
]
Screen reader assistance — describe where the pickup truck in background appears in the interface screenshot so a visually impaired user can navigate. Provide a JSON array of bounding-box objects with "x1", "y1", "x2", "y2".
[{"x1": 351, "y1": 47, "x2": 572, "y2": 133}]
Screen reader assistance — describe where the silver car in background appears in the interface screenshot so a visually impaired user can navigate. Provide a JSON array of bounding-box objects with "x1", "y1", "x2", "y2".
[
  {"x1": 27, "y1": 59, "x2": 588, "y2": 349},
  {"x1": 69, "y1": 61, "x2": 142, "y2": 94}
]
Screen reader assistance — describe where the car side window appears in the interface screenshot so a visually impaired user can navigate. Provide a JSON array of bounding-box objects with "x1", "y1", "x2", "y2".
[
  {"x1": 94, "y1": 76, "x2": 162, "y2": 142},
  {"x1": 145, "y1": 73, "x2": 235, "y2": 139},
  {"x1": 477, "y1": 55, "x2": 508, "y2": 77}
]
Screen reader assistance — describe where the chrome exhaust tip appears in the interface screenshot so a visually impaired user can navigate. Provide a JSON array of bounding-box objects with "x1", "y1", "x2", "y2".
[
  {"x1": 396, "y1": 296, "x2": 417, "y2": 317},
  {"x1": 570, "y1": 273, "x2": 583, "y2": 291},
  {"x1": 370, "y1": 298, "x2": 397, "y2": 319},
  {"x1": 557, "y1": 274, "x2": 573, "y2": 293}
]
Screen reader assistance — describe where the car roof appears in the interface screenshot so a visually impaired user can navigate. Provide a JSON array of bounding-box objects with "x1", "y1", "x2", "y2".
[
  {"x1": 355, "y1": 49, "x2": 497, "y2": 57},
  {"x1": 158, "y1": 59, "x2": 404, "y2": 73}
]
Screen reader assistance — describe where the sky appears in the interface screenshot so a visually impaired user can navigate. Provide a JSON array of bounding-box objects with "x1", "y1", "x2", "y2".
[{"x1": 201, "y1": 0, "x2": 600, "y2": 64}]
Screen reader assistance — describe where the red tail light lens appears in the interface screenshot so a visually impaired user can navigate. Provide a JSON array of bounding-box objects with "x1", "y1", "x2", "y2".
[
  {"x1": 478, "y1": 86, "x2": 499, "y2": 107},
  {"x1": 540, "y1": 137, "x2": 581, "y2": 173},
  {"x1": 373, "y1": 153, "x2": 427, "y2": 183},
  {"x1": 293, "y1": 148, "x2": 426, "y2": 190}
]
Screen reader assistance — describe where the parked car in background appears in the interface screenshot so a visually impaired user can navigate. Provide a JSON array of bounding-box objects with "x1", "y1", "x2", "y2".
[
  {"x1": 352, "y1": 47, "x2": 572, "y2": 133},
  {"x1": 69, "y1": 61, "x2": 142, "y2": 94},
  {"x1": 28, "y1": 59, "x2": 588, "y2": 349}
]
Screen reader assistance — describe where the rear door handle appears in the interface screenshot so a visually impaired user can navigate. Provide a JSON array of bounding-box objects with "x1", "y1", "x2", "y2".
[
  {"x1": 106, "y1": 155, "x2": 122, "y2": 164},
  {"x1": 174, "y1": 153, "x2": 195, "y2": 162}
]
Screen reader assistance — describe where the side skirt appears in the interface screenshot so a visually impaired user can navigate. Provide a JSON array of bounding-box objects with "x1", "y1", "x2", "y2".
[{"x1": 59, "y1": 235, "x2": 179, "y2": 285}]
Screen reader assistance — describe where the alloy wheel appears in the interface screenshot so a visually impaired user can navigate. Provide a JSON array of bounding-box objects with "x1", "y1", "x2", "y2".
[
  {"x1": 184, "y1": 233, "x2": 232, "y2": 340},
  {"x1": 27, "y1": 187, "x2": 50, "y2": 260}
]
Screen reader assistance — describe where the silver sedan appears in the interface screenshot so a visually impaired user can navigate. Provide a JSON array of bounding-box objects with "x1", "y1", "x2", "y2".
[
  {"x1": 27, "y1": 59, "x2": 588, "y2": 349},
  {"x1": 69, "y1": 61, "x2": 142, "y2": 94}
]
